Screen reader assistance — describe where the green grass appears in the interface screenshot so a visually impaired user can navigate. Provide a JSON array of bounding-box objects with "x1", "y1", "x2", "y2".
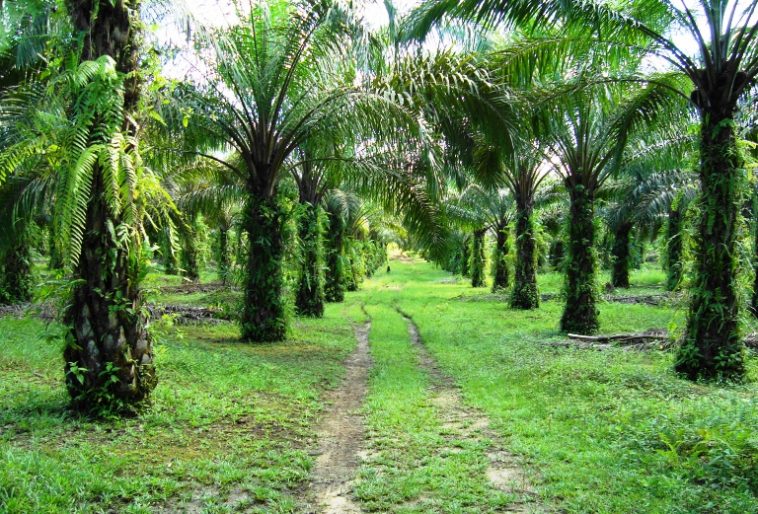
[
  {"x1": 0, "y1": 307, "x2": 356, "y2": 513},
  {"x1": 351, "y1": 304, "x2": 515, "y2": 513},
  {"x1": 2, "y1": 258, "x2": 756, "y2": 513},
  {"x1": 538, "y1": 263, "x2": 668, "y2": 297},
  {"x1": 356, "y1": 259, "x2": 757, "y2": 513}
]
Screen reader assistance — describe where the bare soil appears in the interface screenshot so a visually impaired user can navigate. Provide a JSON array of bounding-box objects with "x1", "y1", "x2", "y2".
[{"x1": 304, "y1": 322, "x2": 372, "y2": 514}]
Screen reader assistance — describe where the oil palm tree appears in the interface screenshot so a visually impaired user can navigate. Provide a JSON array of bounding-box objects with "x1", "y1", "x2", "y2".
[
  {"x1": 291, "y1": 147, "x2": 328, "y2": 316},
  {"x1": 640, "y1": 183, "x2": 700, "y2": 293},
  {"x1": 0, "y1": 0, "x2": 175, "y2": 414},
  {"x1": 162, "y1": 0, "x2": 441, "y2": 341},
  {"x1": 321, "y1": 190, "x2": 378, "y2": 292},
  {"x1": 505, "y1": 151, "x2": 548, "y2": 307},
  {"x1": 533, "y1": 79, "x2": 681, "y2": 334},
  {"x1": 453, "y1": 184, "x2": 516, "y2": 290},
  {"x1": 0, "y1": 177, "x2": 34, "y2": 304},
  {"x1": 322, "y1": 189, "x2": 351, "y2": 302},
  {"x1": 0, "y1": 0, "x2": 57, "y2": 304},
  {"x1": 413, "y1": 0, "x2": 758, "y2": 381},
  {"x1": 602, "y1": 127, "x2": 698, "y2": 289},
  {"x1": 469, "y1": 137, "x2": 550, "y2": 306}
]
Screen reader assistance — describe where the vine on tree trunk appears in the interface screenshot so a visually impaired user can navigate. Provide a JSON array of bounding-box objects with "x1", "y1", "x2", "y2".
[
  {"x1": 611, "y1": 222, "x2": 632, "y2": 289},
  {"x1": 180, "y1": 217, "x2": 199, "y2": 282},
  {"x1": 676, "y1": 113, "x2": 745, "y2": 381},
  {"x1": 665, "y1": 201, "x2": 684, "y2": 291},
  {"x1": 295, "y1": 202, "x2": 325, "y2": 317},
  {"x1": 491, "y1": 221, "x2": 510, "y2": 291},
  {"x1": 560, "y1": 184, "x2": 599, "y2": 334},
  {"x1": 217, "y1": 226, "x2": 230, "y2": 286},
  {"x1": 511, "y1": 204, "x2": 539, "y2": 309},
  {"x1": 63, "y1": 0, "x2": 157, "y2": 415},
  {"x1": 0, "y1": 237, "x2": 32, "y2": 305},
  {"x1": 64, "y1": 171, "x2": 156, "y2": 416},
  {"x1": 461, "y1": 236, "x2": 471, "y2": 277},
  {"x1": 240, "y1": 193, "x2": 288, "y2": 342},
  {"x1": 324, "y1": 206, "x2": 346, "y2": 302}
]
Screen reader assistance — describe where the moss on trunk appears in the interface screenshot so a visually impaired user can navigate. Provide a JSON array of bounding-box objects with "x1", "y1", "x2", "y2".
[
  {"x1": 560, "y1": 184, "x2": 599, "y2": 334},
  {"x1": 511, "y1": 204, "x2": 539, "y2": 309},
  {"x1": 611, "y1": 222, "x2": 632, "y2": 289},
  {"x1": 676, "y1": 110, "x2": 745, "y2": 381},
  {"x1": 295, "y1": 202, "x2": 325, "y2": 317},
  {"x1": 324, "y1": 205, "x2": 346, "y2": 303},
  {"x1": 240, "y1": 193, "x2": 287, "y2": 342}
]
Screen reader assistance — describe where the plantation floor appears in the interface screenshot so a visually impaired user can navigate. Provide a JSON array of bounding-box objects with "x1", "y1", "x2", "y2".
[
  {"x1": 1, "y1": 258, "x2": 757, "y2": 513},
  {"x1": 305, "y1": 321, "x2": 371, "y2": 513}
]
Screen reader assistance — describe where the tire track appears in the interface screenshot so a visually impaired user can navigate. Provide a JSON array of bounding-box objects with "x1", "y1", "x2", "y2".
[
  {"x1": 306, "y1": 320, "x2": 371, "y2": 513},
  {"x1": 398, "y1": 308, "x2": 538, "y2": 512}
]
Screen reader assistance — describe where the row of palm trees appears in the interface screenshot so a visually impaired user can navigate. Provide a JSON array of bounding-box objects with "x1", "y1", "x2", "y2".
[
  {"x1": 412, "y1": 0, "x2": 758, "y2": 382},
  {"x1": 0, "y1": 0, "x2": 442, "y2": 414},
  {"x1": 1, "y1": 0, "x2": 757, "y2": 416}
]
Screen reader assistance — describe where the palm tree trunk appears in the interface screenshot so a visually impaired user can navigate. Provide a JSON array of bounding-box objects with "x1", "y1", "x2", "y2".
[
  {"x1": 560, "y1": 184, "x2": 599, "y2": 334},
  {"x1": 491, "y1": 221, "x2": 510, "y2": 291},
  {"x1": 549, "y1": 239, "x2": 565, "y2": 269},
  {"x1": 676, "y1": 107, "x2": 744, "y2": 381},
  {"x1": 752, "y1": 223, "x2": 758, "y2": 317},
  {"x1": 180, "y1": 217, "x2": 199, "y2": 282},
  {"x1": 0, "y1": 237, "x2": 32, "y2": 305},
  {"x1": 64, "y1": 171, "x2": 156, "y2": 414},
  {"x1": 324, "y1": 207, "x2": 346, "y2": 302},
  {"x1": 665, "y1": 203, "x2": 684, "y2": 291},
  {"x1": 240, "y1": 192, "x2": 287, "y2": 342},
  {"x1": 235, "y1": 227, "x2": 246, "y2": 274},
  {"x1": 611, "y1": 222, "x2": 632, "y2": 289},
  {"x1": 461, "y1": 236, "x2": 471, "y2": 277},
  {"x1": 511, "y1": 202, "x2": 539, "y2": 309},
  {"x1": 295, "y1": 202, "x2": 325, "y2": 317},
  {"x1": 63, "y1": 0, "x2": 156, "y2": 414},
  {"x1": 217, "y1": 225, "x2": 230, "y2": 286},
  {"x1": 470, "y1": 229, "x2": 486, "y2": 288}
]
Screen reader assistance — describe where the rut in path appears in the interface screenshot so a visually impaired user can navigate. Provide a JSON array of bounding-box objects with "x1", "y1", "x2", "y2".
[
  {"x1": 398, "y1": 309, "x2": 538, "y2": 512},
  {"x1": 305, "y1": 321, "x2": 371, "y2": 514}
]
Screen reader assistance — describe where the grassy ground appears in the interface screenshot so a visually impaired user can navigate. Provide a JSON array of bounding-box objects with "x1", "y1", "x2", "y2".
[
  {"x1": 353, "y1": 304, "x2": 517, "y2": 513},
  {"x1": 1, "y1": 258, "x2": 756, "y2": 513},
  {"x1": 0, "y1": 308, "x2": 356, "y2": 512},
  {"x1": 356, "y1": 259, "x2": 757, "y2": 513}
]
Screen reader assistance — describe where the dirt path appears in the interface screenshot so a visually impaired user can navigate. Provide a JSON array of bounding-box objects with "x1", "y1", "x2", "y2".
[
  {"x1": 399, "y1": 310, "x2": 537, "y2": 512},
  {"x1": 305, "y1": 321, "x2": 372, "y2": 514}
]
